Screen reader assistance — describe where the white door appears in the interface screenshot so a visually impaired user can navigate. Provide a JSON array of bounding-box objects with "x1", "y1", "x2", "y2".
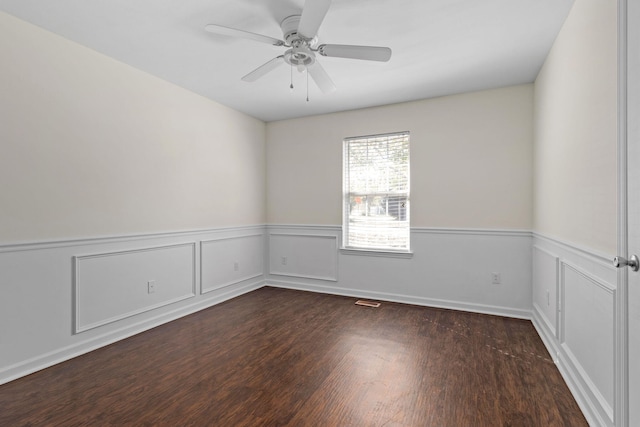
[{"x1": 619, "y1": 0, "x2": 640, "y2": 425}]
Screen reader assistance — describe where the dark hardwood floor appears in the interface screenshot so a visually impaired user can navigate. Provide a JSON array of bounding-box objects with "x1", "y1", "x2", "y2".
[{"x1": 0, "y1": 287, "x2": 587, "y2": 426}]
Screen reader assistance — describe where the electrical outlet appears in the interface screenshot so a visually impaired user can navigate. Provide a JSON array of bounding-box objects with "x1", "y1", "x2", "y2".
[
  {"x1": 491, "y1": 272, "x2": 501, "y2": 285},
  {"x1": 281, "y1": 256, "x2": 287, "y2": 266},
  {"x1": 147, "y1": 280, "x2": 156, "y2": 294},
  {"x1": 234, "y1": 262, "x2": 239, "y2": 271}
]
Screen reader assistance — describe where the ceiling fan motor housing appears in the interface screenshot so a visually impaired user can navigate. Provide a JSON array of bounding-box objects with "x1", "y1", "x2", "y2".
[
  {"x1": 282, "y1": 16, "x2": 318, "y2": 44},
  {"x1": 281, "y1": 15, "x2": 318, "y2": 68}
]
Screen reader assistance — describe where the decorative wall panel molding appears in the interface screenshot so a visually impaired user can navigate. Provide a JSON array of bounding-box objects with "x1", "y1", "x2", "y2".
[
  {"x1": 74, "y1": 243, "x2": 197, "y2": 333},
  {"x1": 0, "y1": 225, "x2": 265, "y2": 253},
  {"x1": 268, "y1": 232, "x2": 339, "y2": 281},
  {"x1": 1, "y1": 222, "x2": 617, "y2": 427},
  {"x1": 532, "y1": 232, "x2": 612, "y2": 267},
  {"x1": 267, "y1": 225, "x2": 532, "y2": 319},
  {"x1": 0, "y1": 226, "x2": 264, "y2": 386},
  {"x1": 560, "y1": 260, "x2": 614, "y2": 424},
  {"x1": 532, "y1": 233, "x2": 616, "y2": 427},
  {"x1": 201, "y1": 233, "x2": 264, "y2": 294}
]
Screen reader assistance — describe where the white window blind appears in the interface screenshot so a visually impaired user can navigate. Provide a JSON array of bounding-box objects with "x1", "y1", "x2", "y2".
[{"x1": 343, "y1": 132, "x2": 410, "y2": 251}]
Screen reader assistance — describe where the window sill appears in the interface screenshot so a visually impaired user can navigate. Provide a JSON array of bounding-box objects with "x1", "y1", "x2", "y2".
[{"x1": 339, "y1": 248, "x2": 414, "y2": 259}]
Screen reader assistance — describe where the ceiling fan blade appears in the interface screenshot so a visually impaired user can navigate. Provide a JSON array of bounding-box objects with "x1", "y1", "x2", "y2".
[
  {"x1": 242, "y1": 56, "x2": 285, "y2": 82},
  {"x1": 307, "y1": 61, "x2": 336, "y2": 94},
  {"x1": 205, "y1": 24, "x2": 284, "y2": 46},
  {"x1": 318, "y1": 44, "x2": 392, "y2": 62},
  {"x1": 298, "y1": 0, "x2": 332, "y2": 39}
]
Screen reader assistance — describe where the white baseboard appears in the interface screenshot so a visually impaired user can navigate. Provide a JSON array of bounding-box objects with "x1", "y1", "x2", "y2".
[
  {"x1": 266, "y1": 279, "x2": 532, "y2": 320},
  {"x1": 532, "y1": 306, "x2": 608, "y2": 427}
]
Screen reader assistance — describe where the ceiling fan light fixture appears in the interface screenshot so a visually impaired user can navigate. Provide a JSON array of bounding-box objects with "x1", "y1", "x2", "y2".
[{"x1": 284, "y1": 46, "x2": 316, "y2": 69}]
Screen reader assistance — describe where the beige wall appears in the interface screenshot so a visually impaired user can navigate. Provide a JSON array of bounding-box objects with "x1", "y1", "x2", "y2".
[
  {"x1": 0, "y1": 12, "x2": 266, "y2": 243},
  {"x1": 267, "y1": 85, "x2": 533, "y2": 229},
  {"x1": 4, "y1": 0, "x2": 616, "y2": 248},
  {"x1": 533, "y1": 0, "x2": 617, "y2": 254}
]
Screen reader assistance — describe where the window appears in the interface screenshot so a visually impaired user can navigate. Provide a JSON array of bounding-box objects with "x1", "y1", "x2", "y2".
[{"x1": 343, "y1": 132, "x2": 410, "y2": 252}]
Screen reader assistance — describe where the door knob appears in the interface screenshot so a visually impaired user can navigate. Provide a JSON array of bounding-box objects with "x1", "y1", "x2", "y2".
[{"x1": 613, "y1": 254, "x2": 640, "y2": 271}]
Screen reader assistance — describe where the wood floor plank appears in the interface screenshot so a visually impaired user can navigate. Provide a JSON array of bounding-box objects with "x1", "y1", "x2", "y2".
[{"x1": 0, "y1": 287, "x2": 588, "y2": 426}]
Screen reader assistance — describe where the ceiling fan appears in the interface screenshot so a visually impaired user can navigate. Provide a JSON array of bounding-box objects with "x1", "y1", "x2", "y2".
[{"x1": 204, "y1": 0, "x2": 392, "y2": 95}]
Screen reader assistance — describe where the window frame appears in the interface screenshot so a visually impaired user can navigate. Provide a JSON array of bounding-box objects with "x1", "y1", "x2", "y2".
[{"x1": 341, "y1": 131, "x2": 412, "y2": 256}]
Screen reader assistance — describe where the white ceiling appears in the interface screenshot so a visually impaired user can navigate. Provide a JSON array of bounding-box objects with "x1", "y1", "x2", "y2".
[{"x1": 0, "y1": 0, "x2": 574, "y2": 122}]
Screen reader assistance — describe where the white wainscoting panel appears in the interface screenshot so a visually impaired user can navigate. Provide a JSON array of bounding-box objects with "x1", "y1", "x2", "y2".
[
  {"x1": 269, "y1": 231, "x2": 339, "y2": 281},
  {"x1": 532, "y1": 245, "x2": 559, "y2": 337},
  {"x1": 532, "y1": 233, "x2": 616, "y2": 427},
  {"x1": 201, "y1": 234, "x2": 263, "y2": 293},
  {"x1": 0, "y1": 226, "x2": 265, "y2": 386},
  {"x1": 561, "y1": 261, "x2": 615, "y2": 424},
  {"x1": 267, "y1": 225, "x2": 532, "y2": 319},
  {"x1": 3, "y1": 223, "x2": 618, "y2": 427},
  {"x1": 74, "y1": 243, "x2": 196, "y2": 333}
]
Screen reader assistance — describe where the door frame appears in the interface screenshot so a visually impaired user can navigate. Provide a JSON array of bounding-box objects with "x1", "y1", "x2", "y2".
[{"x1": 616, "y1": 0, "x2": 629, "y2": 425}]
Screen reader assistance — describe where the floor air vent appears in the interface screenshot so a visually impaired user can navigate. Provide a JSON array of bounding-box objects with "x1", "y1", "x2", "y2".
[{"x1": 355, "y1": 300, "x2": 381, "y2": 308}]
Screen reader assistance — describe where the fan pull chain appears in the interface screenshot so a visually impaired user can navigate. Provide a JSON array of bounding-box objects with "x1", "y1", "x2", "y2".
[{"x1": 290, "y1": 62, "x2": 294, "y2": 91}]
